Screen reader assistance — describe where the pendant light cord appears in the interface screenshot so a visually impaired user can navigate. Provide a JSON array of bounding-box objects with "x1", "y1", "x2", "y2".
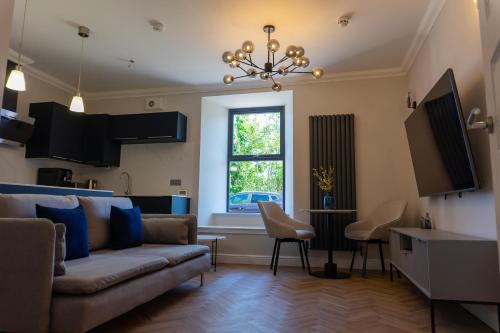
[
  {"x1": 76, "y1": 36, "x2": 85, "y2": 95},
  {"x1": 17, "y1": 0, "x2": 29, "y2": 67}
]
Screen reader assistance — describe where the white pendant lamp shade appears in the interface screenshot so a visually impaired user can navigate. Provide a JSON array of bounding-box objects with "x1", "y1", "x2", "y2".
[
  {"x1": 69, "y1": 94, "x2": 84, "y2": 113},
  {"x1": 7, "y1": 0, "x2": 29, "y2": 92},
  {"x1": 6, "y1": 67, "x2": 26, "y2": 91}
]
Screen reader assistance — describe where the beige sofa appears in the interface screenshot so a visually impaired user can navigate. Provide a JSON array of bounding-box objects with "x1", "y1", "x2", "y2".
[{"x1": 0, "y1": 194, "x2": 210, "y2": 333}]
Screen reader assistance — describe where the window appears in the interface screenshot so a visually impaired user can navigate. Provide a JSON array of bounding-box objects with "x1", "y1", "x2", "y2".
[{"x1": 227, "y1": 107, "x2": 284, "y2": 213}]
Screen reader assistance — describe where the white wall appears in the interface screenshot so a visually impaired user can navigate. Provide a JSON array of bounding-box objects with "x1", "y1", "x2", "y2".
[
  {"x1": 0, "y1": 0, "x2": 14, "y2": 106},
  {"x1": 406, "y1": 0, "x2": 498, "y2": 329},
  {"x1": 198, "y1": 98, "x2": 228, "y2": 226}
]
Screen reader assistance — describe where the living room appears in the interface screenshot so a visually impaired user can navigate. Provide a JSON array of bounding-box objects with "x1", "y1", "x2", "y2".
[{"x1": 0, "y1": 0, "x2": 499, "y2": 332}]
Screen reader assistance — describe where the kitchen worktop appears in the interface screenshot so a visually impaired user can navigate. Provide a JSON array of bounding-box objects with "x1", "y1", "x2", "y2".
[{"x1": 0, "y1": 182, "x2": 113, "y2": 197}]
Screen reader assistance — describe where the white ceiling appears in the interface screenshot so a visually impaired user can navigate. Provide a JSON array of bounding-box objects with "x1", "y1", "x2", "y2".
[{"x1": 9, "y1": 0, "x2": 432, "y2": 93}]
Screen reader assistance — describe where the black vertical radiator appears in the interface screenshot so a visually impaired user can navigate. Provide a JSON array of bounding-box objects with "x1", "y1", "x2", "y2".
[{"x1": 309, "y1": 114, "x2": 357, "y2": 251}]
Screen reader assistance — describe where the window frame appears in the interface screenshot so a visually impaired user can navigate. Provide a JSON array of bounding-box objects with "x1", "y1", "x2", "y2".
[{"x1": 227, "y1": 106, "x2": 285, "y2": 212}]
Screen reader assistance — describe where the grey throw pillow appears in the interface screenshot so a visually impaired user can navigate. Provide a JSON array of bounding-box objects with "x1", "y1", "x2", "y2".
[
  {"x1": 142, "y1": 218, "x2": 189, "y2": 245},
  {"x1": 54, "y1": 223, "x2": 66, "y2": 276}
]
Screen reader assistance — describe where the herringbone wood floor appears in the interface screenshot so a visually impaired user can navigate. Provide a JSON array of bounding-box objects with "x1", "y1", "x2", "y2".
[{"x1": 91, "y1": 265, "x2": 495, "y2": 333}]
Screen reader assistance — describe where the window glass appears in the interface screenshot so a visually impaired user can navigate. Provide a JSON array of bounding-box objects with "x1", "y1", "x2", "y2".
[{"x1": 232, "y1": 112, "x2": 281, "y2": 156}]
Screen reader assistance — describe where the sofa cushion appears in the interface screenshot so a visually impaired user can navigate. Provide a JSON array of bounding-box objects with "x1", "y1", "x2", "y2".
[
  {"x1": 36, "y1": 205, "x2": 89, "y2": 260},
  {"x1": 53, "y1": 253, "x2": 168, "y2": 295},
  {"x1": 104, "y1": 244, "x2": 210, "y2": 267},
  {"x1": 78, "y1": 196, "x2": 133, "y2": 251},
  {"x1": 110, "y1": 206, "x2": 143, "y2": 250},
  {"x1": 54, "y1": 223, "x2": 66, "y2": 276},
  {"x1": 142, "y1": 218, "x2": 189, "y2": 245},
  {"x1": 0, "y1": 194, "x2": 78, "y2": 218}
]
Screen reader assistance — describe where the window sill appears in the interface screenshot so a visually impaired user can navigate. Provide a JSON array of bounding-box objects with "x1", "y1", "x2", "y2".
[
  {"x1": 212, "y1": 212, "x2": 261, "y2": 216},
  {"x1": 198, "y1": 225, "x2": 267, "y2": 235}
]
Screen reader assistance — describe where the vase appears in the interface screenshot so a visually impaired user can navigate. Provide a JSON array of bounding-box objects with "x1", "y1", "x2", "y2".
[{"x1": 323, "y1": 193, "x2": 336, "y2": 209}]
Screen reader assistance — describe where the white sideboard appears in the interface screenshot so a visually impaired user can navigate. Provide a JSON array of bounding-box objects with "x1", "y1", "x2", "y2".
[{"x1": 390, "y1": 228, "x2": 500, "y2": 332}]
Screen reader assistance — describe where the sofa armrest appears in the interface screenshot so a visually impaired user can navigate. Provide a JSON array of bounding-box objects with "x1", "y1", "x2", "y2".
[
  {"x1": 0, "y1": 218, "x2": 55, "y2": 333},
  {"x1": 142, "y1": 214, "x2": 198, "y2": 244}
]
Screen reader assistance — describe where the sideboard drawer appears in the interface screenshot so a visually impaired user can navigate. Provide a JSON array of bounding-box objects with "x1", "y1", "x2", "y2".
[{"x1": 411, "y1": 238, "x2": 430, "y2": 294}]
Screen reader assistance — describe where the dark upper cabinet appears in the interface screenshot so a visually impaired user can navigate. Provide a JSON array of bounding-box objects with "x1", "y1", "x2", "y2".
[
  {"x1": 110, "y1": 111, "x2": 187, "y2": 144},
  {"x1": 26, "y1": 102, "x2": 120, "y2": 167},
  {"x1": 83, "y1": 114, "x2": 121, "y2": 167},
  {"x1": 26, "y1": 102, "x2": 86, "y2": 163}
]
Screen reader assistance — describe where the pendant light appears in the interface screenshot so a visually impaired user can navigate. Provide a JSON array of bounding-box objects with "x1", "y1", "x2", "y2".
[
  {"x1": 69, "y1": 26, "x2": 89, "y2": 113},
  {"x1": 6, "y1": 0, "x2": 29, "y2": 92}
]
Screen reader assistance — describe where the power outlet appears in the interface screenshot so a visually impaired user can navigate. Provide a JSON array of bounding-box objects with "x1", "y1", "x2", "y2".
[{"x1": 170, "y1": 179, "x2": 182, "y2": 186}]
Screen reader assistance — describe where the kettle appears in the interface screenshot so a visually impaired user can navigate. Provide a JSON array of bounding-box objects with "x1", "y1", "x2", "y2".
[{"x1": 87, "y1": 179, "x2": 98, "y2": 190}]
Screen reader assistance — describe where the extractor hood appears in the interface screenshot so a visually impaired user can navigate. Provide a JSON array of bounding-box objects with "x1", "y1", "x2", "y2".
[{"x1": 0, "y1": 109, "x2": 34, "y2": 145}]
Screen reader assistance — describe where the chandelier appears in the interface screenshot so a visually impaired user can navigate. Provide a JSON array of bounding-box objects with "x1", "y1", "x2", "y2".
[{"x1": 221, "y1": 25, "x2": 324, "y2": 92}]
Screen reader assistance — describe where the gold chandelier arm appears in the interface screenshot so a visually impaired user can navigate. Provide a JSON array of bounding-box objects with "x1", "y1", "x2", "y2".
[{"x1": 272, "y1": 56, "x2": 288, "y2": 69}]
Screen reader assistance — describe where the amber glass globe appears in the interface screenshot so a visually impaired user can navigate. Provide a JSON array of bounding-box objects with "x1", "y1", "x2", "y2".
[
  {"x1": 267, "y1": 39, "x2": 280, "y2": 53},
  {"x1": 223, "y1": 74, "x2": 234, "y2": 84},
  {"x1": 242, "y1": 41, "x2": 255, "y2": 53},
  {"x1": 312, "y1": 67, "x2": 324, "y2": 79},
  {"x1": 295, "y1": 46, "x2": 305, "y2": 57},
  {"x1": 272, "y1": 82, "x2": 282, "y2": 92},
  {"x1": 222, "y1": 51, "x2": 234, "y2": 64},
  {"x1": 286, "y1": 45, "x2": 297, "y2": 57},
  {"x1": 235, "y1": 49, "x2": 247, "y2": 61}
]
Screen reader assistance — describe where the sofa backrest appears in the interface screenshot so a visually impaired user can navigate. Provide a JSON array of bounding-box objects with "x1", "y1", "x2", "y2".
[
  {"x1": 0, "y1": 194, "x2": 78, "y2": 218},
  {"x1": 77, "y1": 196, "x2": 133, "y2": 250}
]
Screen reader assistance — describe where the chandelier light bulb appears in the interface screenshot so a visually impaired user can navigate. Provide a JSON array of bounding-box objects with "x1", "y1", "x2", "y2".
[
  {"x1": 286, "y1": 45, "x2": 297, "y2": 58},
  {"x1": 260, "y1": 72, "x2": 270, "y2": 80},
  {"x1": 312, "y1": 67, "x2": 324, "y2": 79},
  {"x1": 301, "y1": 57, "x2": 310, "y2": 68},
  {"x1": 295, "y1": 46, "x2": 305, "y2": 57},
  {"x1": 278, "y1": 66, "x2": 288, "y2": 76},
  {"x1": 6, "y1": 66, "x2": 26, "y2": 91},
  {"x1": 235, "y1": 49, "x2": 247, "y2": 61},
  {"x1": 267, "y1": 39, "x2": 280, "y2": 53},
  {"x1": 229, "y1": 59, "x2": 240, "y2": 68},
  {"x1": 272, "y1": 82, "x2": 282, "y2": 92},
  {"x1": 247, "y1": 68, "x2": 257, "y2": 77},
  {"x1": 293, "y1": 57, "x2": 303, "y2": 66},
  {"x1": 242, "y1": 41, "x2": 255, "y2": 53},
  {"x1": 222, "y1": 51, "x2": 235, "y2": 63},
  {"x1": 223, "y1": 74, "x2": 234, "y2": 84}
]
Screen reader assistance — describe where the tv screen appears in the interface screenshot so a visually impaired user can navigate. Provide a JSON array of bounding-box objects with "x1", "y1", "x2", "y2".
[{"x1": 405, "y1": 69, "x2": 479, "y2": 197}]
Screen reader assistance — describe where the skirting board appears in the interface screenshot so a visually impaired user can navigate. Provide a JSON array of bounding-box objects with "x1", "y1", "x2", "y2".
[{"x1": 216, "y1": 253, "x2": 389, "y2": 270}]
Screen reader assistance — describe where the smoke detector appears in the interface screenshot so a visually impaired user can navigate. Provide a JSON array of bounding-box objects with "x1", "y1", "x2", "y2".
[
  {"x1": 338, "y1": 15, "x2": 351, "y2": 27},
  {"x1": 150, "y1": 20, "x2": 165, "y2": 32}
]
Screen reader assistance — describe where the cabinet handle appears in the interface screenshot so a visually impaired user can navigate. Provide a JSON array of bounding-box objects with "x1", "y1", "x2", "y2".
[
  {"x1": 146, "y1": 135, "x2": 173, "y2": 139},
  {"x1": 52, "y1": 155, "x2": 68, "y2": 160},
  {"x1": 114, "y1": 137, "x2": 139, "y2": 140},
  {"x1": 68, "y1": 159, "x2": 83, "y2": 163}
]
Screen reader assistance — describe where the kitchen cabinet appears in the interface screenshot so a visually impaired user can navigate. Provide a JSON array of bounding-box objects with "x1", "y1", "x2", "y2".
[
  {"x1": 127, "y1": 195, "x2": 190, "y2": 214},
  {"x1": 110, "y1": 112, "x2": 187, "y2": 144},
  {"x1": 26, "y1": 102, "x2": 86, "y2": 163},
  {"x1": 83, "y1": 114, "x2": 121, "y2": 167}
]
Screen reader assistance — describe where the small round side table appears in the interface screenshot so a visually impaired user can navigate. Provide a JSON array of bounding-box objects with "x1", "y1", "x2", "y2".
[{"x1": 197, "y1": 235, "x2": 226, "y2": 272}]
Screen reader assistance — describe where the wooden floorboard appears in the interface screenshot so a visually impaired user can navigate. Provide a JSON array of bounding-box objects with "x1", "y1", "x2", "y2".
[{"x1": 91, "y1": 264, "x2": 495, "y2": 333}]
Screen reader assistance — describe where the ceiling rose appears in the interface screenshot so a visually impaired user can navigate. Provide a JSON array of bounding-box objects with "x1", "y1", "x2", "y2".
[{"x1": 222, "y1": 25, "x2": 324, "y2": 92}]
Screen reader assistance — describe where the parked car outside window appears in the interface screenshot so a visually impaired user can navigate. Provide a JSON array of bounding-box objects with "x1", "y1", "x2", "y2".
[{"x1": 228, "y1": 192, "x2": 282, "y2": 212}]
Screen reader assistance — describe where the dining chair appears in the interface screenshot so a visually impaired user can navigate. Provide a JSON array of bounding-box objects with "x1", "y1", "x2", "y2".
[
  {"x1": 258, "y1": 202, "x2": 315, "y2": 275},
  {"x1": 344, "y1": 199, "x2": 407, "y2": 278}
]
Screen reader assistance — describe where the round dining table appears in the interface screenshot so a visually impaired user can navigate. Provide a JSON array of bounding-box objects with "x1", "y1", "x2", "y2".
[{"x1": 302, "y1": 209, "x2": 357, "y2": 279}]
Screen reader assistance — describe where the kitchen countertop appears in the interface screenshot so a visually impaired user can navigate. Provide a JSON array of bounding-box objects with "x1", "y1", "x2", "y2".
[{"x1": 0, "y1": 182, "x2": 113, "y2": 197}]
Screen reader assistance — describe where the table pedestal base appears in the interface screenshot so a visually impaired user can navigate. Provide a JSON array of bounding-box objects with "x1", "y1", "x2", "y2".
[{"x1": 311, "y1": 263, "x2": 351, "y2": 279}]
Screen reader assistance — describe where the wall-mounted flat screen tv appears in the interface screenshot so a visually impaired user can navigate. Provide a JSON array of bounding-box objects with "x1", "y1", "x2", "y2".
[{"x1": 405, "y1": 69, "x2": 479, "y2": 197}]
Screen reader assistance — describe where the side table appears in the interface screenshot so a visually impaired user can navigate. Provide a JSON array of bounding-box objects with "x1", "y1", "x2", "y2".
[{"x1": 197, "y1": 235, "x2": 226, "y2": 272}]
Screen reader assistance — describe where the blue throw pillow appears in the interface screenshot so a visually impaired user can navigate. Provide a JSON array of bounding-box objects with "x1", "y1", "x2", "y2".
[
  {"x1": 36, "y1": 205, "x2": 89, "y2": 260},
  {"x1": 110, "y1": 205, "x2": 143, "y2": 250}
]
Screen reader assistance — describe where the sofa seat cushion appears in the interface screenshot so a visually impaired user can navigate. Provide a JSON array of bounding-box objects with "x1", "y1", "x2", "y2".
[
  {"x1": 53, "y1": 253, "x2": 168, "y2": 295},
  {"x1": 104, "y1": 244, "x2": 210, "y2": 267}
]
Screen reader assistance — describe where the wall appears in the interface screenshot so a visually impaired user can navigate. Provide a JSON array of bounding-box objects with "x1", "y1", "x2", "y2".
[
  {"x1": 81, "y1": 75, "x2": 412, "y2": 265},
  {"x1": 0, "y1": 0, "x2": 14, "y2": 106},
  {"x1": 406, "y1": 0, "x2": 498, "y2": 329}
]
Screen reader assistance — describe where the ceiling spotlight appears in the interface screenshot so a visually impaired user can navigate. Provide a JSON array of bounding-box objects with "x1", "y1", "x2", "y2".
[{"x1": 338, "y1": 15, "x2": 351, "y2": 27}]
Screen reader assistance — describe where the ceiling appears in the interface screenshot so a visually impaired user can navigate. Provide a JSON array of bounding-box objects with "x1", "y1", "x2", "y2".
[{"x1": 9, "y1": 0, "x2": 432, "y2": 93}]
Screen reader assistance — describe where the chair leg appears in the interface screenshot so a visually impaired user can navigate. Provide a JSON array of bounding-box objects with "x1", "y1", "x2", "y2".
[
  {"x1": 378, "y1": 241, "x2": 386, "y2": 273},
  {"x1": 270, "y1": 239, "x2": 278, "y2": 270},
  {"x1": 302, "y1": 240, "x2": 312, "y2": 275},
  {"x1": 362, "y1": 242, "x2": 369, "y2": 278},
  {"x1": 273, "y1": 239, "x2": 281, "y2": 276},
  {"x1": 298, "y1": 240, "x2": 306, "y2": 270},
  {"x1": 350, "y1": 241, "x2": 358, "y2": 272}
]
